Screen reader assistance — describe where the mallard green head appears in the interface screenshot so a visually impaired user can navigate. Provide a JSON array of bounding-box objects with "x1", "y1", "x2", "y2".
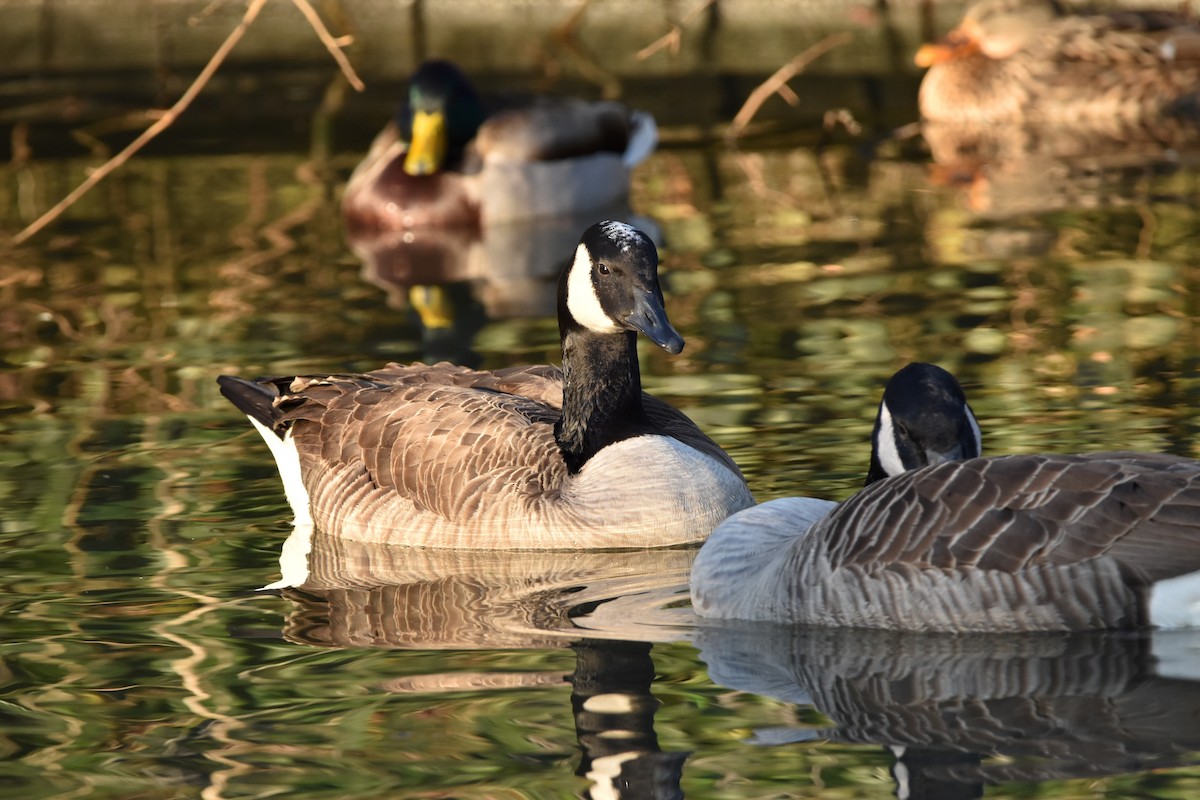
[{"x1": 397, "y1": 60, "x2": 487, "y2": 176}]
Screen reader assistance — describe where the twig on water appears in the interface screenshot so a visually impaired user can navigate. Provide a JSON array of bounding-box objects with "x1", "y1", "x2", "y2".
[{"x1": 725, "y1": 32, "x2": 854, "y2": 144}]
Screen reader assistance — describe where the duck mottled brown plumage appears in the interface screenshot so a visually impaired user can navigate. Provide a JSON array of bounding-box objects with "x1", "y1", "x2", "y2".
[{"x1": 916, "y1": 0, "x2": 1200, "y2": 130}]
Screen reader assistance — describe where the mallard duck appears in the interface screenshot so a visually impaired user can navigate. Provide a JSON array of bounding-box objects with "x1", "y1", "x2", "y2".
[
  {"x1": 218, "y1": 221, "x2": 753, "y2": 550},
  {"x1": 341, "y1": 60, "x2": 658, "y2": 231},
  {"x1": 691, "y1": 362, "x2": 1200, "y2": 632},
  {"x1": 915, "y1": 0, "x2": 1200, "y2": 128}
]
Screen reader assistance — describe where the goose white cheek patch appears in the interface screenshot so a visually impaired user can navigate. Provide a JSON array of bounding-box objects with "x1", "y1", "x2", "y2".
[
  {"x1": 965, "y1": 403, "x2": 982, "y2": 455},
  {"x1": 875, "y1": 402, "x2": 906, "y2": 477},
  {"x1": 566, "y1": 243, "x2": 621, "y2": 333}
]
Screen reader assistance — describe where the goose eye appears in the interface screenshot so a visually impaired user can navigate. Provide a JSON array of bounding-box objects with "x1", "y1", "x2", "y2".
[{"x1": 596, "y1": 262, "x2": 610, "y2": 276}]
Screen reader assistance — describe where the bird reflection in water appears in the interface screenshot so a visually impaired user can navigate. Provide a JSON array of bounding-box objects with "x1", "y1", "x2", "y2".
[
  {"x1": 267, "y1": 525, "x2": 691, "y2": 799},
  {"x1": 913, "y1": 0, "x2": 1200, "y2": 216},
  {"x1": 696, "y1": 622, "x2": 1200, "y2": 798},
  {"x1": 347, "y1": 210, "x2": 660, "y2": 366}
]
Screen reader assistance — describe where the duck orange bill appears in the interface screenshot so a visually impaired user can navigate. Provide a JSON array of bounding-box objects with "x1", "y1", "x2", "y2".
[
  {"x1": 914, "y1": 42, "x2": 956, "y2": 67},
  {"x1": 404, "y1": 110, "x2": 448, "y2": 175}
]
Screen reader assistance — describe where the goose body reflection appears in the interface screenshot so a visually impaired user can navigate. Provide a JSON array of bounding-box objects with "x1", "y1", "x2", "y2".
[
  {"x1": 696, "y1": 623, "x2": 1200, "y2": 797},
  {"x1": 219, "y1": 222, "x2": 752, "y2": 549},
  {"x1": 692, "y1": 363, "x2": 1200, "y2": 632},
  {"x1": 269, "y1": 525, "x2": 693, "y2": 798},
  {"x1": 273, "y1": 524, "x2": 697, "y2": 649},
  {"x1": 342, "y1": 59, "x2": 657, "y2": 231}
]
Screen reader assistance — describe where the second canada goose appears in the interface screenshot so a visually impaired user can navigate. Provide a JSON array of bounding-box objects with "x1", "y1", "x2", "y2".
[
  {"x1": 218, "y1": 221, "x2": 754, "y2": 550},
  {"x1": 691, "y1": 363, "x2": 1200, "y2": 632},
  {"x1": 864, "y1": 362, "x2": 982, "y2": 485}
]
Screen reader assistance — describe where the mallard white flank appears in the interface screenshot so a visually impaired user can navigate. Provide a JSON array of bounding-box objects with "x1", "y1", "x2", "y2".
[
  {"x1": 691, "y1": 362, "x2": 1200, "y2": 632},
  {"x1": 218, "y1": 221, "x2": 753, "y2": 549}
]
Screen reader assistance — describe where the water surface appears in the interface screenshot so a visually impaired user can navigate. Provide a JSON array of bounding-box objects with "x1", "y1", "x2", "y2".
[{"x1": 4, "y1": 65, "x2": 1200, "y2": 800}]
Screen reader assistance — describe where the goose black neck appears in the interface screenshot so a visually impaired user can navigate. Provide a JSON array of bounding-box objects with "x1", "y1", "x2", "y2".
[{"x1": 555, "y1": 325, "x2": 646, "y2": 474}]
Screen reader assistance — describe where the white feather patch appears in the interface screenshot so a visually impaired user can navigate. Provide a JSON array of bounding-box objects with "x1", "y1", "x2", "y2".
[
  {"x1": 1150, "y1": 630, "x2": 1200, "y2": 681},
  {"x1": 260, "y1": 520, "x2": 313, "y2": 590},
  {"x1": 247, "y1": 416, "x2": 313, "y2": 528},
  {"x1": 586, "y1": 752, "x2": 639, "y2": 800},
  {"x1": 1148, "y1": 568, "x2": 1200, "y2": 629},
  {"x1": 566, "y1": 242, "x2": 620, "y2": 333},
  {"x1": 892, "y1": 746, "x2": 911, "y2": 800},
  {"x1": 965, "y1": 402, "x2": 982, "y2": 455},
  {"x1": 875, "y1": 401, "x2": 906, "y2": 477}
]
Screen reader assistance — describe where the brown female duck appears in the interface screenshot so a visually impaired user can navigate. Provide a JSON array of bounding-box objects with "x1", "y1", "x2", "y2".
[
  {"x1": 342, "y1": 60, "x2": 657, "y2": 232},
  {"x1": 916, "y1": 0, "x2": 1200, "y2": 129}
]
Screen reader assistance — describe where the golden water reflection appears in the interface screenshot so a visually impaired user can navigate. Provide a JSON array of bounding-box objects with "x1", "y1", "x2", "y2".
[{"x1": 3, "y1": 135, "x2": 1200, "y2": 797}]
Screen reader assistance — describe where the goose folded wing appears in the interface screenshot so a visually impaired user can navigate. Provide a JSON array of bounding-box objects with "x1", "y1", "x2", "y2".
[
  {"x1": 823, "y1": 452, "x2": 1200, "y2": 583},
  {"x1": 277, "y1": 373, "x2": 565, "y2": 521}
]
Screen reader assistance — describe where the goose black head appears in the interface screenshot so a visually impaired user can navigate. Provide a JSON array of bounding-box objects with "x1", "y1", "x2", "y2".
[
  {"x1": 561, "y1": 221, "x2": 684, "y2": 353},
  {"x1": 398, "y1": 60, "x2": 487, "y2": 175},
  {"x1": 866, "y1": 362, "x2": 982, "y2": 485}
]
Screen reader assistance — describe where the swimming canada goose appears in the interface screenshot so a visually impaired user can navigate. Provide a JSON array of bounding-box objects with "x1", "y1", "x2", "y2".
[
  {"x1": 218, "y1": 221, "x2": 753, "y2": 550},
  {"x1": 341, "y1": 60, "x2": 658, "y2": 231},
  {"x1": 915, "y1": 0, "x2": 1200, "y2": 128},
  {"x1": 691, "y1": 363, "x2": 1200, "y2": 632}
]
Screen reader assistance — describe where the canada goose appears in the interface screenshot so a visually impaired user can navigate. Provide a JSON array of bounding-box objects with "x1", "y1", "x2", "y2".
[
  {"x1": 218, "y1": 221, "x2": 753, "y2": 550},
  {"x1": 691, "y1": 363, "x2": 1200, "y2": 632},
  {"x1": 915, "y1": 0, "x2": 1200, "y2": 128},
  {"x1": 341, "y1": 60, "x2": 658, "y2": 231}
]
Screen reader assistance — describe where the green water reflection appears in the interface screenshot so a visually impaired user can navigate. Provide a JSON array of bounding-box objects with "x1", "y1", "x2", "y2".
[{"x1": 3, "y1": 134, "x2": 1200, "y2": 798}]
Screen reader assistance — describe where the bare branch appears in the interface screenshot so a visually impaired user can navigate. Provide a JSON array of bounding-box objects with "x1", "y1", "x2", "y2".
[
  {"x1": 636, "y1": 0, "x2": 715, "y2": 61},
  {"x1": 725, "y1": 32, "x2": 854, "y2": 143},
  {"x1": 12, "y1": 0, "x2": 271, "y2": 246},
  {"x1": 291, "y1": 0, "x2": 365, "y2": 92}
]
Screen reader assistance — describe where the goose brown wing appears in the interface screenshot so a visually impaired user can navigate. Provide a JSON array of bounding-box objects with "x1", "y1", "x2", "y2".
[
  {"x1": 274, "y1": 365, "x2": 566, "y2": 521},
  {"x1": 822, "y1": 452, "x2": 1200, "y2": 582}
]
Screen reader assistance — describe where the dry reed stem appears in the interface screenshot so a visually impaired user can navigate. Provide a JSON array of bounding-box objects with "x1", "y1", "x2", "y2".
[
  {"x1": 290, "y1": 0, "x2": 365, "y2": 91},
  {"x1": 725, "y1": 32, "x2": 854, "y2": 143},
  {"x1": 636, "y1": 0, "x2": 715, "y2": 61}
]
